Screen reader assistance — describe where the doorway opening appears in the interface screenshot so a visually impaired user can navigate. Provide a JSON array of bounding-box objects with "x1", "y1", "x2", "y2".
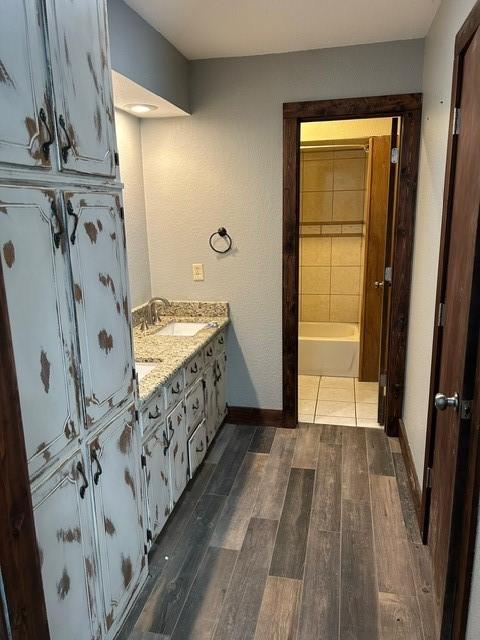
[
  {"x1": 282, "y1": 94, "x2": 422, "y2": 434},
  {"x1": 297, "y1": 117, "x2": 396, "y2": 429}
]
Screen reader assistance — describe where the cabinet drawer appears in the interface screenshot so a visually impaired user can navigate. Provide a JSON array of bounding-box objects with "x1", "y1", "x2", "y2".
[
  {"x1": 214, "y1": 330, "x2": 226, "y2": 354},
  {"x1": 166, "y1": 402, "x2": 188, "y2": 506},
  {"x1": 204, "y1": 340, "x2": 216, "y2": 363},
  {"x1": 185, "y1": 379, "x2": 205, "y2": 437},
  {"x1": 185, "y1": 351, "x2": 204, "y2": 387},
  {"x1": 141, "y1": 390, "x2": 165, "y2": 437},
  {"x1": 165, "y1": 370, "x2": 185, "y2": 411},
  {"x1": 188, "y1": 420, "x2": 207, "y2": 478}
]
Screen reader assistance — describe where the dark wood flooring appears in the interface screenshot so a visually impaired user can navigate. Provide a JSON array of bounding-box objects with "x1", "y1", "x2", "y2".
[{"x1": 117, "y1": 423, "x2": 438, "y2": 640}]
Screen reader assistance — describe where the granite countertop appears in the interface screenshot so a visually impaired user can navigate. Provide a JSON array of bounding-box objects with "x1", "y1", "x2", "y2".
[{"x1": 132, "y1": 301, "x2": 229, "y2": 404}]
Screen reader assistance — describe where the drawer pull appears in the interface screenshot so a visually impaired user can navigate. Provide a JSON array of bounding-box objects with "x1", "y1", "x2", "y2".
[
  {"x1": 162, "y1": 429, "x2": 171, "y2": 454},
  {"x1": 148, "y1": 405, "x2": 161, "y2": 420},
  {"x1": 172, "y1": 381, "x2": 181, "y2": 394},
  {"x1": 192, "y1": 399, "x2": 200, "y2": 411},
  {"x1": 206, "y1": 347, "x2": 213, "y2": 357},
  {"x1": 66, "y1": 199, "x2": 79, "y2": 245},
  {"x1": 218, "y1": 336, "x2": 224, "y2": 345},
  {"x1": 91, "y1": 449, "x2": 103, "y2": 485},
  {"x1": 76, "y1": 461, "x2": 89, "y2": 498},
  {"x1": 190, "y1": 362, "x2": 198, "y2": 374},
  {"x1": 196, "y1": 442, "x2": 205, "y2": 453},
  {"x1": 58, "y1": 114, "x2": 73, "y2": 163},
  {"x1": 39, "y1": 107, "x2": 54, "y2": 160},
  {"x1": 168, "y1": 417, "x2": 174, "y2": 433}
]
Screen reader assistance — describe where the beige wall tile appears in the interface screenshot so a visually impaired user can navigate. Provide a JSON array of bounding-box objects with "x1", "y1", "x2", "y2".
[
  {"x1": 301, "y1": 237, "x2": 331, "y2": 266},
  {"x1": 334, "y1": 149, "x2": 367, "y2": 159},
  {"x1": 342, "y1": 224, "x2": 363, "y2": 234},
  {"x1": 301, "y1": 294, "x2": 330, "y2": 321},
  {"x1": 333, "y1": 158, "x2": 366, "y2": 190},
  {"x1": 331, "y1": 266, "x2": 360, "y2": 294},
  {"x1": 330, "y1": 295, "x2": 359, "y2": 322},
  {"x1": 332, "y1": 190, "x2": 365, "y2": 222},
  {"x1": 322, "y1": 224, "x2": 342, "y2": 234},
  {"x1": 331, "y1": 237, "x2": 362, "y2": 266},
  {"x1": 301, "y1": 266, "x2": 331, "y2": 294},
  {"x1": 300, "y1": 225, "x2": 321, "y2": 235},
  {"x1": 301, "y1": 191, "x2": 333, "y2": 222},
  {"x1": 303, "y1": 158, "x2": 334, "y2": 191}
]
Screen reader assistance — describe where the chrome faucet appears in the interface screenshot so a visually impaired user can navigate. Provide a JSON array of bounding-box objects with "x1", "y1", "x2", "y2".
[{"x1": 149, "y1": 297, "x2": 170, "y2": 324}]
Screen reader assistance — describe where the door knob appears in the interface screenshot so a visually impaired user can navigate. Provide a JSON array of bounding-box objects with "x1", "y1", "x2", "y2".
[
  {"x1": 374, "y1": 281, "x2": 384, "y2": 288},
  {"x1": 434, "y1": 392, "x2": 459, "y2": 411}
]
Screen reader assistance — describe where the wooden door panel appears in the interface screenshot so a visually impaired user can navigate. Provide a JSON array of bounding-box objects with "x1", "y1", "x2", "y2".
[
  {"x1": 89, "y1": 405, "x2": 145, "y2": 637},
  {"x1": 0, "y1": 186, "x2": 81, "y2": 481},
  {"x1": 428, "y1": 25, "x2": 480, "y2": 613},
  {"x1": 33, "y1": 450, "x2": 102, "y2": 640},
  {"x1": 144, "y1": 424, "x2": 172, "y2": 540},
  {"x1": 67, "y1": 191, "x2": 134, "y2": 431},
  {"x1": 45, "y1": 0, "x2": 116, "y2": 176},
  {"x1": 0, "y1": 0, "x2": 54, "y2": 170}
]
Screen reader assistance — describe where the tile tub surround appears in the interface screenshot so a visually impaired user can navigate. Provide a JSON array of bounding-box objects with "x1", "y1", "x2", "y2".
[
  {"x1": 298, "y1": 375, "x2": 380, "y2": 428},
  {"x1": 133, "y1": 304, "x2": 229, "y2": 402},
  {"x1": 299, "y1": 147, "x2": 368, "y2": 324}
]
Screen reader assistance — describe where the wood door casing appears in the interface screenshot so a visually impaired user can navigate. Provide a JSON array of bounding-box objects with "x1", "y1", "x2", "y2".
[
  {"x1": 0, "y1": 0, "x2": 54, "y2": 170},
  {"x1": 427, "y1": 23, "x2": 480, "y2": 625},
  {"x1": 67, "y1": 191, "x2": 134, "y2": 432},
  {"x1": 32, "y1": 450, "x2": 102, "y2": 640},
  {"x1": 88, "y1": 405, "x2": 146, "y2": 638},
  {"x1": 359, "y1": 135, "x2": 391, "y2": 382},
  {"x1": 0, "y1": 186, "x2": 82, "y2": 482},
  {"x1": 45, "y1": 0, "x2": 116, "y2": 177}
]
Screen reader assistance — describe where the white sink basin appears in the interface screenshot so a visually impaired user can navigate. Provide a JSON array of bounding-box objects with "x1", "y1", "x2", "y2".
[
  {"x1": 135, "y1": 362, "x2": 157, "y2": 381},
  {"x1": 155, "y1": 322, "x2": 208, "y2": 337}
]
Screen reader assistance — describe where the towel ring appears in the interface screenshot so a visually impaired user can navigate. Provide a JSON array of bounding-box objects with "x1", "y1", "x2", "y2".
[{"x1": 209, "y1": 227, "x2": 232, "y2": 254}]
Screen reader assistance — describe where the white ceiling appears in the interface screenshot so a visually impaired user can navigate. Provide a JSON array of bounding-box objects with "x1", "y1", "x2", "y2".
[{"x1": 124, "y1": 0, "x2": 440, "y2": 60}]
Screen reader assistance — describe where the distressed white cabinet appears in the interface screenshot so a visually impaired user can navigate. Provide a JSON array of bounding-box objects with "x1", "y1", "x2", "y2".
[
  {"x1": 204, "y1": 363, "x2": 217, "y2": 445},
  {"x1": 185, "y1": 378, "x2": 205, "y2": 437},
  {"x1": 88, "y1": 405, "x2": 146, "y2": 637},
  {"x1": 45, "y1": 0, "x2": 117, "y2": 176},
  {"x1": 0, "y1": 186, "x2": 81, "y2": 481},
  {"x1": 67, "y1": 191, "x2": 134, "y2": 431},
  {"x1": 188, "y1": 419, "x2": 207, "y2": 478},
  {"x1": 33, "y1": 450, "x2": 102, "y2": 640},
  {"x1": 143, "y1": 423, "x2": 172, "y2": 541},
  {"x1": 166, "y1": 402, "x2": 189, "y2": 506},
  {"x1": 216, "y1": 352, "x2": 228, "y2": 428},
  {"x1": 0, "y1": 0, "x2": 54, "y2": 170}
]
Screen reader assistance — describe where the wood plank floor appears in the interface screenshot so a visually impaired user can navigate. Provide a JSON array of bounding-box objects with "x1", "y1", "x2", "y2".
[{"x1": 117, "y1": 423, "x2": 438, "y2": 640}]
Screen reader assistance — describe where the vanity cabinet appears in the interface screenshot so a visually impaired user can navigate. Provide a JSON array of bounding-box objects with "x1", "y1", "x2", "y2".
[
  {"x1": 216, "y1": 352, "x2": 228, "y2": 426},
  {"x1": 204, "y1": 363, "x2": 217, "y2": 445},
  {"x1": 188, "y1": 419, "x2": 207, "y2": 477},
  {"x1": 186, "y1": 378, "x2": 205, "y2": 437},
  {"x1": 143, "y1": 423, "x2": 172, "y2": 541},
  {"x1": 0, "y1": 186, "x2": 82, "y2": 482},
  {"x1": 68, "y1": 191, "x2": 134, "y2": 431},
  {"x1": 88, "y1": 405, "x2": 145, "y2": 638},
  {"x1": 32, "y1": 450, "x2": 102, "y2": 640},
  {"x1": 166, "y1": 401, "x2": 189, "y2": 505}
]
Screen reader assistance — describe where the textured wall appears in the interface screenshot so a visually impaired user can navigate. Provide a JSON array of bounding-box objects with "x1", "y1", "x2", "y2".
[
  {"x1": 140, "y1": 39, "x2": 424, "y2": 409},
  {"x1": 107, "y1": 0, "x2": 190, "y2": 113},
  {"x1": 115, "y1": 109, "x2": 152, "y2": 307}
]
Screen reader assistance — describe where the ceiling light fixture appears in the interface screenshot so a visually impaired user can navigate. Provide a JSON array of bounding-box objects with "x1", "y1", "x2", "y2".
[{"x1": 126, "y1": 103, "x2": 158, "y2": 114}]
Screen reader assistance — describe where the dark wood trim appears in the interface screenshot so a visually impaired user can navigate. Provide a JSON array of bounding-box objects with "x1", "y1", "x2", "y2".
[
  {"x1": 227, "y1": 407, "x2": 285, "y2": 428},
  {"x1": 421, "y1": 3, "x2": 480, "y2": 638},
  {"x1": 0, "y1": 262, "x2": 50, "y2": 639},
  {"x1": 283, "y1": 93, "x2": 422, "y2": 435},
  {"x1": 398, "y1": 419, "x2": 422, "y2": 520}
]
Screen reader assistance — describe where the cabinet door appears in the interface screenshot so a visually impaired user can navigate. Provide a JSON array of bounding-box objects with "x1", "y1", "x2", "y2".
[
  {"x1": 144, "y1": 423, "x2": 171, "y2": 540},
  {"x1": 89, "y1": 405, "x2": 146, "y2": 637},
  {"x1": 216, "y1": 353, "x2": 227, "y2": 429},
  {"x1": 204, "y1": 364, "x2": 217, "y2": 445},
  {"x1": 0, "y1": 0, "x2": 54, "y2": 170},
  {"x1": 166, "y1": 402, "x2": 189, "y2": 506},
  {"x1": 67, "y1": 191, "x2": 134, "y2": 431},
  {"x1": 33, "y1": 450, "x2": 102, "y2": 640},
  {"x1": 45, "y1": 0, "x2": 116, "y2": 176},
  {"x1": 0, "y1": 186, "x2": 81, "y2": 481}
]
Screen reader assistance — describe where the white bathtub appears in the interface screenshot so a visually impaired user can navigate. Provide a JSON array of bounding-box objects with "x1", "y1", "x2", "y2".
[{"x1": 298, "y1": 322, "x2": 359, "y2": 377}]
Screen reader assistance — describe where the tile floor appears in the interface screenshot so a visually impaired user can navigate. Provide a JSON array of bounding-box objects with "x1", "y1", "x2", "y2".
[{"x1": 298, "y1": 375, "x2": 381, "y2": 428}]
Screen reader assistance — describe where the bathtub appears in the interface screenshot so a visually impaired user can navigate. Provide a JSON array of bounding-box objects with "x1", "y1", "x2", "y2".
[{"x1": 298, "y1": 322, "x2": 359, "y2": 377}]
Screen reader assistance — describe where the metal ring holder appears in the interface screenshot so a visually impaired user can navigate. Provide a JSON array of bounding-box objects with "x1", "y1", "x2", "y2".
[{"x1": 209, "y1": 227, "x2": 232, "y2": 254}]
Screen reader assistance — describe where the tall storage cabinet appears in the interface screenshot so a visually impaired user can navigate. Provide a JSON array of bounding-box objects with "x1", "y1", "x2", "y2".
[{"x1": 0, "y1": 1, "x2": 145, "y2": 639}]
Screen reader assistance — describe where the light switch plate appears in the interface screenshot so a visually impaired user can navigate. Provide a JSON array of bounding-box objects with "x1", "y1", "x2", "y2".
[{"x1": 192, "y1": 263, "x2": 204, "y2": 281}]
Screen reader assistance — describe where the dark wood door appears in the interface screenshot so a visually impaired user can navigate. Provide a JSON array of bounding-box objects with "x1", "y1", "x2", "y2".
[
  {"x1": 378, "y1": 118, "x2": 400, "y2": 423},
  {"x1": 427, "y1": 24, "x2": 480, "y2": 619},
  {"x1": 359, "y1": 134, "x2": 391, "y2": 381}
]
